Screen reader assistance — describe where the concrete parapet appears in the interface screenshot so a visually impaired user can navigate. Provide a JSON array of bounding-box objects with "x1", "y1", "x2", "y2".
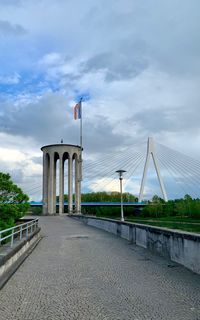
[
  {"x1": 0, "y1": 228, "x2": 41, "y2": 289},
  {"x1": 71, "y1": 215, "x2": 200, "y2": 275}
]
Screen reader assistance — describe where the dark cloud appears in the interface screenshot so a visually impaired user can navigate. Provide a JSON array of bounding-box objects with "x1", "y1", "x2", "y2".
[
  {"x1": 82, "y1": 46, "x2": 148, "y2": 82},
  {"x1": 133, "y1": 105, "x2": 200, "y2": 134},
  {"x1": 0, "y1": 93, "x2": 131, "y2": 153},
  {"x1": 0, "y1": 20, "x2": 27, "y2": 36},
  {"x1": 83, "y1": 1, "x2": 200, "y2": 76},
  {"x1": 83, "y1": 116, "x2": 132, "y2": 153},
  {"x1": 0, "y1": 94, "x2": 71, "y2": 145}
]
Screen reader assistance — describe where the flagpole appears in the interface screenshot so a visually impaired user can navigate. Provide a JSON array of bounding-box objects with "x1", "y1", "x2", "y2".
[
  {"x1": 80, "y1": 98, "x2": 83, "y2": 181},
  {"x1": 80, "y1": 98, "x2": 83, "y2": 152}
]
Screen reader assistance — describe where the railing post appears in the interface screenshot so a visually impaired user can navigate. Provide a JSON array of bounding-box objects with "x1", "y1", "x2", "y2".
[
  {"x1": 11, "y1": 229, "x2": 14, "y2": 247},
  {"x1": 20, "y1": 225, "x2": 22, "y2": 240},
  {"x1": 0, "y1": 219, "x2": 39, "y2": 249},
  {"x1": 26, "y1": 223, "x2": 29, "y2": 238}
]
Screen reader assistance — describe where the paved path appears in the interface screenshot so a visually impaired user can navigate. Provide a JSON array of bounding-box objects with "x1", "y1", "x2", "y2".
[{"x1": 0, "y1": 216, "x2": 200, "y2": 320}]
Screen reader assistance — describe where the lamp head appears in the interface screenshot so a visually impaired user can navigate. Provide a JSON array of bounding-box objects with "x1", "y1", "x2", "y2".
[{"x1": 116, "y1": 169, "x2": 126, "y2": 179}]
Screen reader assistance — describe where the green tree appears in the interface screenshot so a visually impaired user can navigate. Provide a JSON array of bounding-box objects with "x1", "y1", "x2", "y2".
[
  {"x1": 151, "y1": 195, "x2": 165, "y2": 204},
  {"x1": 0, "y1": 173, "x2": 29, "y2": 230},
  {"x1": 141, "y1": 194, "x2": 200, "y2": 219}
]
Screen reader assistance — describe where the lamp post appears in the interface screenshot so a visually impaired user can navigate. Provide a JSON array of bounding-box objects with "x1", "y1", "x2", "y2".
[{"x1": 116, "y1": 170, "x2": 126, "y2": 222}]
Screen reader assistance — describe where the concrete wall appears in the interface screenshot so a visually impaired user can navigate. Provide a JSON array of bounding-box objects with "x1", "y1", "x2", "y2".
[
  {"x1": 73, "y1": 216, "x2": 200, "y2": 275},
  {"x1": 0, "y1": 228, "x2": 41, "y2": 289}
]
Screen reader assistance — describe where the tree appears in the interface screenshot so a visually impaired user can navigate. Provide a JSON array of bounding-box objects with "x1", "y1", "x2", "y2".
[
  {"x1": 151, "y1": 195, "x2": 165, "y2": 204},
  {"x1": 0, "y1": 172, "x2": 29, "y2": 230}
]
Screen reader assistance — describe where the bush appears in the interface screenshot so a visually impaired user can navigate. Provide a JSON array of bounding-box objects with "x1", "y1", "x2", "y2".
[
  {"x1": 0, "y1": 172, "x2": 29, "y2": 230},
  {"x1": 140, "y1": 195, "x2": 200, "y2": 219},
  {"x1": 30, "y1": 206, "x2": 42, "y2": 215}
]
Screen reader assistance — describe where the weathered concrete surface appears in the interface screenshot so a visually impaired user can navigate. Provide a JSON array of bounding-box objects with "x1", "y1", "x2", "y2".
[
  {"x1": 77, "y1": 216, "x2": 200, "y2": 274},
  {"x1": 0, "y1": 216, "x2": 199, "y2": 320}
]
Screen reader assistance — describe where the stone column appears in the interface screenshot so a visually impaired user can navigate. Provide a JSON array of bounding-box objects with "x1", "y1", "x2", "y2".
[
  {"x1": 48, "y1": 153, "x2": 56, "y2": 214},
  {"x1": 53, "y1": 157, "x2": 57, "y2": 213},
  {"x1": 59, "y1": 153, "x2": 64, "y2": 214},
  {"x1": 42, "y1": 153, "x2": 48, "y2": 215},
  {"x1": 47, "y1": 159, "x2": 51, "y2": 213},
  {"x1": 78, "y1": 156, "x2": 82, "y2": 213},
  {"x1": 68, "y1": 155, "x2": 73, "y2": 214},
  {"x1": 75, "y1": 156, "x2": 81, "y2": 214}
]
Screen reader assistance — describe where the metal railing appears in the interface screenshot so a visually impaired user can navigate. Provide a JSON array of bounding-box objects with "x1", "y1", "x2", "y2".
[{"x1": 0, "y1": 218, "x2": 39, "y2": 248}]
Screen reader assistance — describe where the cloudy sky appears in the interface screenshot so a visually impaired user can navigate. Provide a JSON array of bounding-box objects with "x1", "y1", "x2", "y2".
[{"x1": 0, "y1": 0, "x2": 200, "y2": 200}]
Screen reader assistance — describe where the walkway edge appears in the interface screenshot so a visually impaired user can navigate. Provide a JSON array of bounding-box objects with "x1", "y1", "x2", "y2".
[
  {"x1": 71, "y1": 215, "x2": 200, "y2": 275},
  {"x1": 0, "y1": 229, "x2": 42, "y2": 289}
]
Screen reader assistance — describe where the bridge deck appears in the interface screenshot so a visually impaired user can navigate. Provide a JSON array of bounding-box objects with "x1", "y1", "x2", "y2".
[{"x1": 0, "y1": 216, "x2": 199, "y2": 320}]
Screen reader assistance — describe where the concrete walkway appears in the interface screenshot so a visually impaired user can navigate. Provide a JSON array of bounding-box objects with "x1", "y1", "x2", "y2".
[{"x1": 0, "y1": 216, "x2": 200, "y2": 320}]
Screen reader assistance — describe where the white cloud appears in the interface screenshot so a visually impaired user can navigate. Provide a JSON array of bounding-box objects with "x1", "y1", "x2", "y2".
[
  {"x1": 90, "y1": 178, "x2": 119, "y2": 193},
  {"x1": 0, "y1": 147, "x2": 25, "y2": 162}
]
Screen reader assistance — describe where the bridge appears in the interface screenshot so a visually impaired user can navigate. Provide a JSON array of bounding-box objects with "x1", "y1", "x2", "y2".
[
  {"x1": 0, "y1": 216, "x2": 199, "y2": 319},
  {"x1": 1, "y1": 137, "x2": 200, "y2": 319},
  {"x1": 30, "y1": 201, "x2": 146, "y2": 206},
  {"x1": 26, "y1": 137, "x2": 200, "y2": 208}
]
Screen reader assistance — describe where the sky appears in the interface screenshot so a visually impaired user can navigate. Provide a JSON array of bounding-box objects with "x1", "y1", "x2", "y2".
[{"x1": 0, "y1": 0, "x2": 200, "y2": 200}]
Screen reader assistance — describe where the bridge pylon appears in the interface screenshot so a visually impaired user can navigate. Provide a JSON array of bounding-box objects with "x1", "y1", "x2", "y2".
[{"x1": 139, "y1": 137, "x2": 168, "y2": 202}]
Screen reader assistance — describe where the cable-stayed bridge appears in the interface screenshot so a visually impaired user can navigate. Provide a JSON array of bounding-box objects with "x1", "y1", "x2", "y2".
[
  {"x1": 25, "y1": 137, "x2": 200, "y2": 201},
  {"x1": 1, "y1": 141, "x2": 200, "y2": 320}
]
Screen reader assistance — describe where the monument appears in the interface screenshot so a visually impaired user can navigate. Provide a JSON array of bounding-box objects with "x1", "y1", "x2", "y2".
[{"x1": 41, "y1": 144, "x2": 82, "y2": 215}]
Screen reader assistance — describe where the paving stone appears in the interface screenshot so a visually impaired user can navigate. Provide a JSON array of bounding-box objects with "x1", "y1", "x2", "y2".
[{"x1": 0, "y1": 216, "x2": 199, "y2": 320}]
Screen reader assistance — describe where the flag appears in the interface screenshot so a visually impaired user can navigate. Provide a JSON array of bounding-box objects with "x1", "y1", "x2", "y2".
[{"x1": 74, "y1": 102, "x2": 82, "y2": 120}]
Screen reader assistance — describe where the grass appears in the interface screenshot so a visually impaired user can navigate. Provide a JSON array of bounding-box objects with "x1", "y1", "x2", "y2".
[
  {"x1": 129, "y1": 216, "x2": 200, "y2": 223},
  {"x1": 125, "y1": 216, "x2": 200, "y2": 233},
  {"x1": 96, "y1": 215, "x2": 200, "y2": 233}
]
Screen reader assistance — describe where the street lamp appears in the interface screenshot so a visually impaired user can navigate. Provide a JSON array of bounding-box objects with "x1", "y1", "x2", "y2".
[{"x1": 116, "y1": 170, "x2": 126, "y2": 222}]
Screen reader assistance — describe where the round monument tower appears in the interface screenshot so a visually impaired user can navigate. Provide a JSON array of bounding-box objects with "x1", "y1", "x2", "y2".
[{"x1": 41, "y1": 144, "x2": 82, "y2": 215}]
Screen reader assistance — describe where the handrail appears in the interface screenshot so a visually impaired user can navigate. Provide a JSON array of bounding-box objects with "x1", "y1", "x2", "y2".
[{"x1": 0, "y1": 218, "x2": 39, "y2": 247}]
